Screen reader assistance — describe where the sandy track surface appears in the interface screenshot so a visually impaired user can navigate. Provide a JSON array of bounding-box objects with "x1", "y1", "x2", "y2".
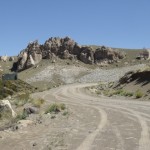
[{"x1": 1, "y1": 83, "x2": 150, "y2": 150}]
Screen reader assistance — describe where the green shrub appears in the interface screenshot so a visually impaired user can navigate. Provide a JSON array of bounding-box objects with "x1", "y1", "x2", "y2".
[
  {"x1": 14, "y1": 93, "x2": 30, "y2": 106},
  {"x1": 96, "y1": 90, "x2": 101, "y2": 95},
  {"x1": 124, "y1": 92, "x2": 134, "y2": 97},
  {"x1": 45, "y1": 103, "x2": 66, "y2": 114},
  {"x1": 17, "y1": 93, "x2": 30, "y2": 101},
  {"x1": 135, "y1": 90, "x2": 143, "y2": 98},
  {"x1": 16, "y1": 111, "x2": 28, "y2": 120},
  {"x1": 114, "y1": 89, "x2": 124, "y2": 95},
  {"x1": 31, "y1": 98, "x2": 45, "y2": 108},
  {"x1": 59, "y1": 103, "x2": 66, "y2": 110},
  {"x1": 62, "y1": 111, "x2": 69, "y2": 116},
  {"x1": 103, "y1": 90, "x2": 110, "y2": 96}
]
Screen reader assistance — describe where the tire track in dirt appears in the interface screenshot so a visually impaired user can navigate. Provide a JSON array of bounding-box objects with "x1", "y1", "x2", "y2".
[
  {"x1": 49, "y1": 84, "x2": 108, "y2": 150},
  {"x1": 49, "y1": 83, "x2": 150, "y2": 150},
  {"x1": 4, "y1": 83, "x2": 148, "y2": 150},
  {"x1": 76, "y1": 108, "x2": 107, "y2": 150}
]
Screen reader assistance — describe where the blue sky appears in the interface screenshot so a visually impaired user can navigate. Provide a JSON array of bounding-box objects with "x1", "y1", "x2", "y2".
[{"x1": 0, "y1": 0, "x2": 150, "y2": 56}]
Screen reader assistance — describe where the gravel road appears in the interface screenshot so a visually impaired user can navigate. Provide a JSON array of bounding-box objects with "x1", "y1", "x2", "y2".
[{"x1": 1, "y1": 83, "x2": 150, "y2": 150}]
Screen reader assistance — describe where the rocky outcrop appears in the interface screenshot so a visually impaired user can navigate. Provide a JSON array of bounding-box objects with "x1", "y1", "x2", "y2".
[
  {"x1": 16, "y1": 41, "x2": 42, "y2": 71},
  {"x1": 15, "y1": 37, "x2": 126, "y2": 71},
  {"x1": 94, "y1": 46, "x2": 126, "y2": 64},
  {"x1": 17, "y1": 52, "x2": 28, "y2": 71},
  {"x1": 80, "y1": 47, "x2": 94, "y2": 64},
  {"x1": 9, "y1": 57, "x2": 15, "y2": 61}
]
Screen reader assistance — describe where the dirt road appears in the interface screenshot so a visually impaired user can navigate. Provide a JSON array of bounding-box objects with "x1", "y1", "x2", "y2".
[{"x1": 1, "y1": 83, "x2": 150, "y2": 150}]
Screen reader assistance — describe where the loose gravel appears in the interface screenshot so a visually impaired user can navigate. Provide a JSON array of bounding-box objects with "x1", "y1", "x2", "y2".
[
  {"x1": 77, "y1": 64, "x2": 146, "y2": 83},
  {"x1": 26, "y1": 64, "x2": 146, "y2": 84}
]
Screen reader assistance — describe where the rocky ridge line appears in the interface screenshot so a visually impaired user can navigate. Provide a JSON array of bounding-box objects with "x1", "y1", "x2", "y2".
[{"x1": 15, "y1": 37, "x2": 126, "y2": 71}]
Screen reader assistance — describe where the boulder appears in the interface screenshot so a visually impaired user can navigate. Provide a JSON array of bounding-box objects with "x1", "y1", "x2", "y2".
[
  {"x1": 60, "y1": 36, "x2": 76, "y2": 54},
  {"x1": 62, "y1": 49, "x2": 76, "y2": 60},
  {"x1": 17, "y1": 41, "x2": 42, "y2": 71},
  {"x1": 80, "y1": 47, "x2": 94, "y2": 64},
  {"x1": 0, "y1": 55, "x2": 8, "y2": 62},
  {"x1": 24, "y1": 106, "x2": 39, "y2": 115},
  {"x1": 44, "y1": 37, "x2": 62, "y2": 55},
  {"x1": 94, "y1": 46, "x2": 125, "y2": 64},
  {"x1": 72, "y1": 43, "x2": 82, "y2": 57},
  {"x1": 9, "y1": 57, "x2": 14, "y2": 61},
  {"x1": 17, "y1": 52, "x2": 28, "y2": 71},
  {"x1": 0, "y1": 100, "x2": 16, "y2": 118},
  {"x1": 25, "y1": 55, "x2": 35, "y2": 69},
  {"x1": 43, "y1": 36, "x2": 77, "y2": 57},
  {"x1": 32, "y1": 51, "x2": 42, "y2": 64}
]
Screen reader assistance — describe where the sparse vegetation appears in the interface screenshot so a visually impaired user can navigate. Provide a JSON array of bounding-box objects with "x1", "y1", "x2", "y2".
[
  {"x1": 59, "y1": 103, "x2": 66, "y2": 110},
  {"x1": 0, "y1": 108, "x2": 12, "y2": 120},
  {"x1": 16, "y1": 111, "x2": 28, "y2": 120},
  {"x1": 124, "y1": 92, "x2": 134, "y2": 97},
  {"x1": 96, "y1": 90, "x2": 101, "y2": 95},
  {"x1": 30, "y1": 98, "x2": 45, "y2": 108},
  {"x1": 135, "y1": 90, "x2": 143, "y2": 99},
  {"x1": 45, "y1": 103, "x2": 66, "y2": 114},
  {"x1": 101, "y1": 88, "x2": 134, "y2": 97},
  {"x1": 62, "y1": 111, "x2": 69, "y2": 116},
  {"x1": 13, "y1": 93, "x2": 30, "y2": 106},
  {"x1": 0, "y1": 79, "x2": 35, "y2": 100}
]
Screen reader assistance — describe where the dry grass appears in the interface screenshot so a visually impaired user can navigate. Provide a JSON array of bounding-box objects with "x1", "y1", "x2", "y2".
[
  {"x1": 45, "y1": 103, "x2": 66, "y2": 114},
  {"x1": 30, "y1": 98, "x2": 45, "y2": 108},
  {"x1": 135, "y1": 90, "x2": 143, "y2": 99}
]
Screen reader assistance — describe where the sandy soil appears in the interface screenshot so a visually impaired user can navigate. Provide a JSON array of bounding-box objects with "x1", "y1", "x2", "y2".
[{"x1": 0, "y1": 83, "x2": 150, "y2": 150}]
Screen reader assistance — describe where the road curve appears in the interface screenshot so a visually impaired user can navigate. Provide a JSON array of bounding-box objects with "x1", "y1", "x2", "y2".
[
  {"x1": 44, "y1": 83, "x2": 150, "y2": 150},
  {"x1": 0, "y1": 83, "x2": 150, "y2": 150}
]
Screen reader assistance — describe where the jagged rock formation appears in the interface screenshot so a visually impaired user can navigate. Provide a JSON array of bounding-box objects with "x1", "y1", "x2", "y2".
[
  {"x1": 15, "y1": 37, "x2": 126, "y2": 71},
  {"x1": 80, "y1": 46, "x2": 94, "y2": 64},
  {"x1": 94, "y1": 46, "x2": 126, "y2": 64}
]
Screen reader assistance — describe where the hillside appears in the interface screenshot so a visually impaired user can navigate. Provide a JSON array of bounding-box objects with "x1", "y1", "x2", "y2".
[
  {"x1": 118, "y1": 67, "x2": 150, "y2": 100},
  {"x1": 0, "y1": 42, "x2": 150, "y2": 149},
  {"x1": 0, "y1": 37, "x2": 150, "y2": 92},
  {"x1": 0, "y1": 41, "x2": 150, "y2": 91},
  {"x1": 0, "y1": 70, "x2": 36, "y2": 99},
  {"x1": 91, "y1": 65, "x2": 150, "y2": 100}
]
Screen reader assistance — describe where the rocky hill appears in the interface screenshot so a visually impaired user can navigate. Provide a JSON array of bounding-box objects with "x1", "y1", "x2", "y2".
[{"x1": 14, "y1": 37, "x2": 126, "y2": 71}]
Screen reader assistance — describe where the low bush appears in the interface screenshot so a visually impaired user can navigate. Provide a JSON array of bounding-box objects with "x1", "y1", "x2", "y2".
[
  {"x1": 114, "y1": 89, "x2": 124, "y2": 95},
  {"x1": 135, "y1": 90, "x2": 143, "y2": 99},
  {"x1": 62, "y1": 111, "x2": 69, "y2": 116},
  {"x1": 124, "y1": 92, "x2": 134, "y2": 97},
  {"x1": 59, "y1": 103, "x2": 66, "y2": 110},
  {"x1": 31, "y1": 98, "x2": 45, "y2": 108},
  {"x1": 45, "y1": 103, "x2": 66, "y2": 114},
  {"x1": 16, "y1": 111, "x2": 28, "y2": 120},
  {"x1": 13, "y1": 93, "x2": 30, "y2": 106}
]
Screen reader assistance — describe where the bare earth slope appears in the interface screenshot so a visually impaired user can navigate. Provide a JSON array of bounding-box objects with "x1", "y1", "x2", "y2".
[{"x1": 0, "y1": 83, "x2": 150, "y2": 150}]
